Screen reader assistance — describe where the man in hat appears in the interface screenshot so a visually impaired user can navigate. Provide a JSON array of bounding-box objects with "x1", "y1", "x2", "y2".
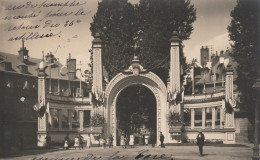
[
  {"x1": 159, "y1": 132, "x2": 165, "y2": 148},
  {"x1": 196, "y1": 129, "x2": 205, "y2": 156}
]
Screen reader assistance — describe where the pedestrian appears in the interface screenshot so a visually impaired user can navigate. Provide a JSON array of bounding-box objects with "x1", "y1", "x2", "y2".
[
  {"x1": 103, "y1": 138, "x2": 107, "y2": 148},
  {"x1": 142, "y1": 134, "x2": 145, "y2": 146},
  {"x1": 196, "y1": 129, "x2": 205, "y2": 156},
  {"x1": 120, "y1": 135, "x2": 125, "y2": 148},
  {"x1": 74, "y1": 136, "x2": 79, "y2": 149},
  {"x1": 160, "y1": 132, "x2": 165, "y2": 148},
  {"x1": 79, "y1": 134, "x2": 84, "y2": 149},
  {"x1": 64, "y1": 133, "x2": 70, "y2": 150},
  {"x1": 86, "y1": 134, "x2": 91, "y2": 148},
  {"x1": 109, "y1": 134, "x2": 113, "y2": 148},
  {"x1": 129, "y1": 134, "x2": 134, "y2": 148},
  {"x1": 45, "y1": 133, "x2": 51, "y2": 149},
  {"x1": 145, "y1": 134, "x2": 149, "y2": 146},
  {"x1": 150, "y1": 131, "x2": 155, "y2": 148}
]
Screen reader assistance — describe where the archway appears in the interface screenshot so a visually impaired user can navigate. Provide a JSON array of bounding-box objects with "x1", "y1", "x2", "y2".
[
  {"x1": 105, "y1": 72, "x2": 168, "y2": 146},
  {"x1": 116, "y1": 85, "x2": 157, "y2": 146}
]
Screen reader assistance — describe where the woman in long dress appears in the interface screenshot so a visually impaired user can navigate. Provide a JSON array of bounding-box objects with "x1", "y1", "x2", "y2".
[
  {"x1": 120, "y1": 135, "x2": 125, "y2": 148},
  {"x1": 145, "y1": 134, "x2": 149, "y2": 146},
  {"x1": 86, "y1": 134, "x2": 91, "y2": 148},
  {"x1": 129, "y1": 134, "x2": 134, "y2": 148},
  {"x1": 74, "y1": 137, "x2": 79, "y2": 149}
]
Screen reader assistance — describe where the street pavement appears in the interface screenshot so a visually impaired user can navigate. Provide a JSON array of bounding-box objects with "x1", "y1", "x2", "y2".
[{"x1": 1, "y1": 144, "x2": 255, "y2": 160}]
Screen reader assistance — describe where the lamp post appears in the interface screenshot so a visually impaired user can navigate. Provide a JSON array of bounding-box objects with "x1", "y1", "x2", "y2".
[{"x1": 252, "y1": 77, "x2": 260, "y2": 160}]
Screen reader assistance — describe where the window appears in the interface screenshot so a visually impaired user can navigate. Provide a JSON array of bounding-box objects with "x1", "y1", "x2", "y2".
[
  {"x1": 183, "y1": 108, "x2": 191, "y2": 127},
  {"x1": 71, "y1": 88, "x2": 76, "y2": 97},
  {"x1": 205, "y1": 108, "x2": 212, "y2": 128},
  {"x1": 61, "y1": 110, "x2": 69, "y2": 129},
  {"x1": 194, "y1": 108, "x2": 202, "y2": 128},
  {"x1": 50, "y1": 109, "x2": 59, "y2": 129},
  {"x1": 216, "y1": 107, "x2": 221, "y2": 128},
  {"x1": 83, "y1": 110, "x2": 90, "y2": 127},
  {"x1": 72, "y1": 110, "x2": 79, "y2": 129}
]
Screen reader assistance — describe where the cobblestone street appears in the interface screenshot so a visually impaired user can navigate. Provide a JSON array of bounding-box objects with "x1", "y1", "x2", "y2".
[{"x1": 1, "y1": 144, "x2": 255, "y2": 160}]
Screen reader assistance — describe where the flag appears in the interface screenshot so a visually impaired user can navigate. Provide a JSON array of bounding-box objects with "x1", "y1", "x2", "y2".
[
  {"x1": 223, "y1": 58, "x2": 229, "y2": 68},
  {"x1": 206, "y1": 62, "x2": 212, "y2": 69},
  {"x1": 46, "y1": 102, "x2": 52, "y2": 126},
  {"x1": 194, "y1": 61, "x2": 202, "y2": 68}
]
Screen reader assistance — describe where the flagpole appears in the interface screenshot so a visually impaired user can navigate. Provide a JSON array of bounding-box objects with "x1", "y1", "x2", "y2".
[
  {"x1": 203, "y1": 66, "x2": 206, "y2": 94},
  {"x1": 192, "y1": 65, "x2": 195, "y2": 95}
]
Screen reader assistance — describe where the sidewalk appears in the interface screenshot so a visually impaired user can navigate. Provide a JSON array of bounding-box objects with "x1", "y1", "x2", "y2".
[{"x1": 1, "y1": 143, "x2": 257, "y2": 160}]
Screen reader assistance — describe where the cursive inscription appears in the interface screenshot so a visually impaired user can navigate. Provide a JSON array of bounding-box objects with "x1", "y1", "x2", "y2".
[
  {"x1": 2, "y1": 0, "x2": 90, "y2": 41},
  {"x1": 31, "y1": 150, "x2": 169, "y2": 160}
]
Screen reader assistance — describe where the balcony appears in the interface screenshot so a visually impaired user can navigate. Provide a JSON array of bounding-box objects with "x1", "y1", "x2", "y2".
[
  {"x1": 184, "y1": 91, "x2": 224, "y2": 104},
  {"x1": 46, "y1": 94, "x2": 91, "y2": 105}
]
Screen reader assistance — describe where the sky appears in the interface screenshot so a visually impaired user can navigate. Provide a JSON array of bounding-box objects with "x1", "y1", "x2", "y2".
[{"x1": 0, "y1": 0, "x2": 237, "y2": 72}]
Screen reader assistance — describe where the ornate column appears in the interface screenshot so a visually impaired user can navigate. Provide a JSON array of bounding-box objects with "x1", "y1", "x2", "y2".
[
  {"x1": 37, "y1": 60, "x2": 48, "y2": 147},
  {"x1": 79, "y1": 110, "x2": 84, "y2": 132},
  {"x1": 212, "y1": 107, "x2": 216, "y2": 129},
  {"x1": 92, "y1": 32, "x2": 104, "y2": 116},
  {"x1": 225, "y1": 65, "x2": 234, "y2": 128},
  {"x1": 169, "y1": 31, "x2": 181, "y2": 113}
]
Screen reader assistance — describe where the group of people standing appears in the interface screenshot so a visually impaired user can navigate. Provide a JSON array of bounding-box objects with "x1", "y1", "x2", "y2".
[
  {"x1": 120, "y1": 134, "x2": 135, "y2": 148},
  {"x1": 64, "y1": 133, "x2": 91, "y2": 150}
]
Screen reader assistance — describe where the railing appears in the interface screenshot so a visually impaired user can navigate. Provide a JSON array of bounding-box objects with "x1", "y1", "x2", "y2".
[
  {"x1": 46, "y1": 94, "x2": 91, "y2": 103},
  {"x1": 184, "y1": 91, "x2": 224, "y2": 101}
]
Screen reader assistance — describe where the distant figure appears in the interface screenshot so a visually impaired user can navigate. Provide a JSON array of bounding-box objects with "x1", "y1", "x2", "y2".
[
  {"x1": 160, "y1": 132, "x2": 165, "y2": 148},
  {"x1": 86, "y1": 134, "x2": 91, "y2": 148},
  {"x1": 103, "y1": 138, "x2": 107, "y2": 148},
  {"x1": 142, "y1": 134, "x2": 145, "y2": 145},
  {"x1": 129, "y1": 134, "x2": 134, "y2": 148},
  {"x1": 150, "y1": 132, "x2": 155, "y2": 148},
  {"x1": 120, "y1": 135, "x2": 125, "y2": 148},
  {"x1": 196, "y1": 129, "x2": 205, "y2": 156},
  {"x1": 109, "y1": 134, "x2": 113, "y2": 148},
  {"x1": 145, "y1": 134, "x2": 149, "y2": 146},
  {"x1": 74, "y1": 137, "x2": 79, "y2": 149},
  {"x1": 45, "y1": 133, "x2": 51, "y2": 149},
  {"x1": 79, "y1": 134, "x2": 84, "y2": 149},
  {"x1": 19, "y1": 135, "x2": 24, "y2": 151},
  {"x1": 64, "y1": 133, "x2": 70, "y2": 150}
]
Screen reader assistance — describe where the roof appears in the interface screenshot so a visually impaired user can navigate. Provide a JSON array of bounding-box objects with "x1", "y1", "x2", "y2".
[
  {"x1": 0, "y1": 52, "x2": 80, "y2": 81},
  {"x1": 0, "y1": 52, "x2": 41, "y2": 76}
]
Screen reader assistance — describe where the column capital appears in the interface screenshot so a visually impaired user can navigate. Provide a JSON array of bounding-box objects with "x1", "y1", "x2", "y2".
[
  {"x1": 92, "y1": 32, "x2": 102, "y2": 48},
  {"x1": 169, "y1": 31, "x2": 180, "y2": 44}
]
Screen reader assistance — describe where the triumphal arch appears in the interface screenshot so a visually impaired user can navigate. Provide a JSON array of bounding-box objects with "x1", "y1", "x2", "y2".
[{"x1": 37, "y1": 31, "x2": 236, "y2": 147}]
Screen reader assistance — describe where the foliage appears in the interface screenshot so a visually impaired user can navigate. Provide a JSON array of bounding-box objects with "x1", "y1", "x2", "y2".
[
  {"x1": 90, "y1": 114, "x2": 104, "y2": 127},
  {"x1": 90, "y1": 0, "x2": 196, "y2": 82},
  {"x1": 227, "y1": 0, "x2": 260, "y2": 122},
  {"x1": 167, "y1": 112, "x2": 182, "y2": 126},
  {"x1": 90, "y1": 0, "x2": 137, "y2": 80}
]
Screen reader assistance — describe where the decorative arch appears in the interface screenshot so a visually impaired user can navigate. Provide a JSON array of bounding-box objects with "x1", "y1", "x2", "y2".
[{"x1": 105, "y1": 71, "x2": 168, "y2": 146}]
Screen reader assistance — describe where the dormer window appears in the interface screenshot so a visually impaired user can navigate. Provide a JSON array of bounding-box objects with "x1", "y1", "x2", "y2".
[{"x1": 17, "y1": 64, "x2": 28, "y2": 74}]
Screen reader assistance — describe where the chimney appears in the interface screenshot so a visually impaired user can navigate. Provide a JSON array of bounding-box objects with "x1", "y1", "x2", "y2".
[
  {"x1": 45, "y1": 52, "x2": 56, "y2": 64},
  {"x1": 18, "y1": 40, "x2": 29, "y2": 63},
  {"x1": 67, "y1": 53, "x2": 76, "y2": 80}
]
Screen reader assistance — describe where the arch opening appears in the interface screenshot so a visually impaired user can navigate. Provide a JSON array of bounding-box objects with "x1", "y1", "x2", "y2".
[{"x1": 116, "y1": 85, "x2": 157, "y2": 146}]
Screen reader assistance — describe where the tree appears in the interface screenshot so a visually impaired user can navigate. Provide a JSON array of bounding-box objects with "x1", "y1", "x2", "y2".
[
  {"x1": 90, "y1": 0, "x2": 196, "y2": 82},
  {"x1": 228, "y1": 0, "x2": 260, "y2": 122},
  {"x1": 90, "y1": 0, "x2": 137, "y2": 80}
]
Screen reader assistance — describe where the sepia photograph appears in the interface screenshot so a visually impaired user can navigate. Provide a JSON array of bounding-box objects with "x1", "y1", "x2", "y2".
[{"x1": 0, "y1": 0, "x2": 259, "y2": 159}]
